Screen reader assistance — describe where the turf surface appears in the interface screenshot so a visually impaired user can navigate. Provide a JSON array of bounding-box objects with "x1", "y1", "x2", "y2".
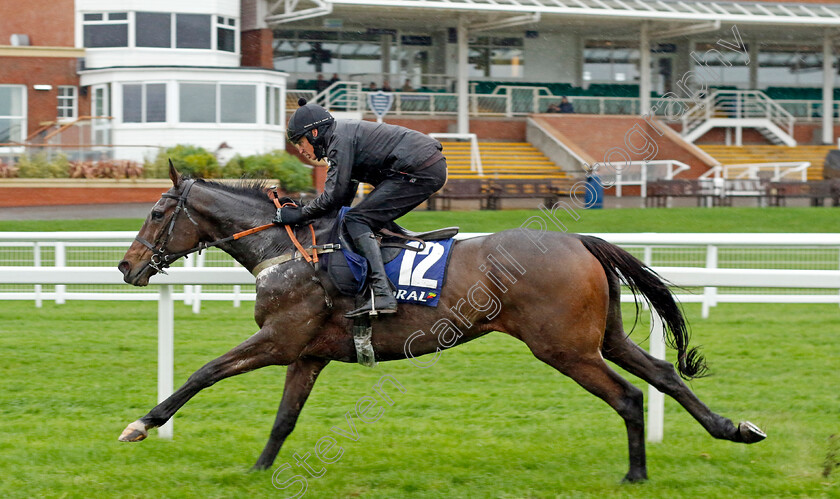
[
  {"x1": 0, "y1": 301, "x2": 838, "y2": 498},
  {"x1": 1, "y1": 206, "x2": 838, "y2": 498}
]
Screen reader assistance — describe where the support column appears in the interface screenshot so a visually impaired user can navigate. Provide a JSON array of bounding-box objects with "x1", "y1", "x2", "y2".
[
  {"x1": 381, "y1": 34, "x2": 393, "y2": 85},
  {"x1": 639, "y1": 21, "x2": 651, "y2": 116},
  {"x1": 823, "y1": 31, "x2": 835, "y2": 145},
  {"x1": 748, "y1": 40, "x2": 758, "y2": 90},
  {"x1": 457, "y1": 17, "x2": 470, "y2": 134},
  {"x1": 158, "y1": 285, "x2": 174, "y2": 439}
]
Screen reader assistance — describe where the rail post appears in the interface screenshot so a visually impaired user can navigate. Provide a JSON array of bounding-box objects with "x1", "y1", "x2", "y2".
[{"x1": 157, "y1": 284, "x2": 174, "y2": 439}]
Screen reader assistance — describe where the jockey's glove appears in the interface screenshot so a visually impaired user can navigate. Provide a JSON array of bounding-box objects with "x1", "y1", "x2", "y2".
[{"x1": 273, "y1": 206, "x2": 304, "y2": 225}]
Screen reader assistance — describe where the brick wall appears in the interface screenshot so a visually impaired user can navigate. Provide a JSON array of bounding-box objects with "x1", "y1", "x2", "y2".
[
  {"x1": 0, "y1": 57, "x2": 88, "y2": 137},
  {"x1": 537, "y1": 114, "x2": 716, "y2": 179},
  {"x1": 0, "y1": 0, "x2": 75, "y2": 47},
  {"x1": 240, "y1": 29, "x2": 274, "y2": 69}
]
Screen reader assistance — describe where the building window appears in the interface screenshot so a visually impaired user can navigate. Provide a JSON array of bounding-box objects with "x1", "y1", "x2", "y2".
[
  {"x1": 468, "y1": 37, "x2": 524, "y2": 78},
  {"x1": 57, "y1": 86, "x2": 77, "y2": 120},
  {"x1": 217, "y1": 16, "x2": 236, "y2": 53},
  {"x1": 220, "y1": 85, "x2": 256, "y2": 123},
  {"x1": 179, "y1": 83, "x2": 216, "y2": 123},
  {"x1": 179, "y1": 83, "x2": 257, "y2": 124},
  {"x1": 122, "y1": 83, "x2": 167, "y2": 123},
  {"x1": 265, "y1": 86, "x2": 282, "y2": 125},
  {"x1": 0, "y1": 85, "x2": 26, "y2": 143},
  {"x1": 136, "y1": 12, "x2": 172, "y2": 48},
  {"x1": 176, "y1": 14, "x2": 211, "y2": 49},
  {"x1": 83, "y1": 12, "x2": 129, "y2": 48}
]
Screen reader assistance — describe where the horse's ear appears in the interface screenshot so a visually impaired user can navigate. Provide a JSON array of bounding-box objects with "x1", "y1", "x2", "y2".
[{"x1": 168, "y1": 159, "x2": 181, "y2": 187}]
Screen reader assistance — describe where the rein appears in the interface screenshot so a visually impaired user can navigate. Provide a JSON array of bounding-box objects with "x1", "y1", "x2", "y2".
[{"x1": 135, "y1": 181, "x2": 326, "y2": 275}]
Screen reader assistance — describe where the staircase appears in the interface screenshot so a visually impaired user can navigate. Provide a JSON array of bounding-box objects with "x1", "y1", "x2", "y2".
[
  {"x1": 699, "y1": 145, "x2": 834, "y2": 181},
  {"x1": 440, "y1": 141, "x2": 570, "y2": 180},
  {"x1": 681, "y1": 90, "x2": 797, "y2": 146}
]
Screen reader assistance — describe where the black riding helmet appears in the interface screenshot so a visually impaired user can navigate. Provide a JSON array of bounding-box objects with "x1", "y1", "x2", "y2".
[{"x1": 287, "y1": 98, "x2": 334, "y2": 159}]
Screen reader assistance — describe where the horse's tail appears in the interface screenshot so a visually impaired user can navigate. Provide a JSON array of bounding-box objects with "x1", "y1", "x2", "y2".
[{"x1": 576, "y1": 234, "x2": 708, "y2": 380}]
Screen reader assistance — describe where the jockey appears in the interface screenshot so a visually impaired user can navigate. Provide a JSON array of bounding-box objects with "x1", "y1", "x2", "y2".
[{"x1": 275, "y1": 99, "x2": 447, "y2": 318}]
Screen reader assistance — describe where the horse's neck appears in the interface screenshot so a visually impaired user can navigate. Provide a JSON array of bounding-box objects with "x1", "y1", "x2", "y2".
[{"x1": 194, "y1": 188, "x2": 335, "y2": 272}]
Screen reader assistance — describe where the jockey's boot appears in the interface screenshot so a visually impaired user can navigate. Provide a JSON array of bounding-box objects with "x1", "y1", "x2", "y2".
[{"x1": 345, "y1": 232, "x2": 398, "y2": 318}]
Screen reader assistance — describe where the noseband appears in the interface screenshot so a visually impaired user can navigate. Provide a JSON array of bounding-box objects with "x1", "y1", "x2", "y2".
[{"x1": 134, "y1": 179, "x2": 200, "y2": 274}]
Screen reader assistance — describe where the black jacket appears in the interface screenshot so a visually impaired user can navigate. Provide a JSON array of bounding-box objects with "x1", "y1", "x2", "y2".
[{"x1": 301, "y1": 120, "x2": 443, "y2": 219}]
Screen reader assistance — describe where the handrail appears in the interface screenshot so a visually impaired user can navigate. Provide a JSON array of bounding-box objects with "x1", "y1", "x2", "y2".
[
  {"x1": 700, "y1": 161, "x2": 810, "y2": 181},
  {"x1": 42, "y1": 116, "x2": 113, "y2": 143},
  {"x1": 681, "y1": 90, "x2": 795, "y2": 138}
]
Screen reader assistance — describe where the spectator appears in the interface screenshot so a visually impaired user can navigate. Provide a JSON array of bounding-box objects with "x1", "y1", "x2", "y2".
[
  {"x1": 315, "y1": 73, "x2": 329, "y2": 93},
  {"x1": 368, "y1": 81, "x2": 378, "y2": 91},
  {"x1": 381, "y1": 80, "x2": 393, "y2": 92},
  {"x1": 559, "y1": 96, "x2": 575, "y2": 113},
  {"x1": 401, "y1": 79, "x2": 414, "y2": 92},
  {"x1": 329, "y1": 73, "x2": 340, "y2": 85}
]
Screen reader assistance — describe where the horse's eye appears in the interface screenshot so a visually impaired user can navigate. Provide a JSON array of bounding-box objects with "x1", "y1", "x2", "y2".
[{"x1": 151, "y1": 211, "x2": 165, "y2": 221}]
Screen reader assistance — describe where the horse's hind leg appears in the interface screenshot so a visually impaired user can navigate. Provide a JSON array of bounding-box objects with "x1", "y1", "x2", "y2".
[
  {"x1": 602, "y1": 332, "x2": 765, "y2": 444},
  {"x1": 532, "y1": 346, "x2": 648, "y2": 483},
  {"x1": 118, "y1": 328, "x2": 281, "y2": 442},
  {"x1": 252, "y1": 358, "x2": 329, "y2": 470},
  {"x1": 600, "y1": 279, "x2": 765, "y2": 444}
]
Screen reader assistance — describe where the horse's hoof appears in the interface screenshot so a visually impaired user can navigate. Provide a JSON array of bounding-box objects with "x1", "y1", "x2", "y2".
[
  {"x1": 118, "y1": 420, "x2": 148, "y2": 442},
  {"x1": 621, "y1": 471, "x2": 648, "y2": 484},
  {"x1": 738, "y1": 421, "x2": 766, "y2": 444}
]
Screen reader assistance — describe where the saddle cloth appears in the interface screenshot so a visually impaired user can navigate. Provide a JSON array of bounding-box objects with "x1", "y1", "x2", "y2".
[{"x1": 324, "y1": 208, "x2": 456, "y2": 307}]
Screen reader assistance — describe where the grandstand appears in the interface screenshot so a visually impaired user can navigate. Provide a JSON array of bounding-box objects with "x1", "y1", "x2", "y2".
[{"x1": 3, "y1": 0, "x2": 839, "y2": 203}]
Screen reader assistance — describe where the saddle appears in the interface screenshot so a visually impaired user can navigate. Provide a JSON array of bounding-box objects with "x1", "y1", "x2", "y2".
[{"x1": 324, "y1": 209, "x2": 459, "y2": 296}]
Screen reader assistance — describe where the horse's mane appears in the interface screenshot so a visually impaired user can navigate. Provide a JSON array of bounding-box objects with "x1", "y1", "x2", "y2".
[{"x1": 192, "y1": 178, "x2": 272, "y2": 201}]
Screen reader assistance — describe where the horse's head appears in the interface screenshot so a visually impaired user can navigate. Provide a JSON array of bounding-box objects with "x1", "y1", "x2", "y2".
[{"x1": 118, "y1": 161, "x2": 203, "y2": 286}]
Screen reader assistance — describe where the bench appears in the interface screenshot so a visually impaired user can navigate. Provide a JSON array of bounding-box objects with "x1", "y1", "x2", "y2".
[
  {"x1": 646, "y1": 180, "x2": 723, "y2": 207},
  {"x1": 768, "y1": 180, "x2": 840, "y2": 207},
  {"x1": 427, "y1": 179, "x2": 494, "y2": 211},
  {"x1": 485, "y1": 178, "x2": 583, "y2": 210}
]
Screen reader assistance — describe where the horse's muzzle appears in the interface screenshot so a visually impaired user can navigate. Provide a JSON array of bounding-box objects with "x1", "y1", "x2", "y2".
[{"x1": 118, "y1": 259, "x2": 151, "y2": 286}]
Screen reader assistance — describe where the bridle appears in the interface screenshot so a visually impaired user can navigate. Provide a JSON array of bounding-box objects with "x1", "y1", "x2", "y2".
[
  {"x1": 134, "y1": 179, "x2": 203, "y2": 274},
  {"x1": 134, "y1": 179, "x2": 333, "y2": 275}
]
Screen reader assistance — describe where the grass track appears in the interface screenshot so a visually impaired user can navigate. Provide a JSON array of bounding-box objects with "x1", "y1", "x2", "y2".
[
  {"x1": 0, "y1": 301, "x2": 838, "y2": 498},
  {"x1": 1, "y1": 206, "x2": 838, "y2": 497},
  {"x1": 0, "y1": 206, "x2": 838, "y2": 233}
]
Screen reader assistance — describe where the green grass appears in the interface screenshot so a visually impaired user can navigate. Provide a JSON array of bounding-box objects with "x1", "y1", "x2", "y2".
[
  {"x1": 0, "y1": 301, "x2": 838, "y2": 498},
  {"x1": 0, "y1": 207, "x2": 837, "y2": 233},
  {"x1": 1, "y1": 207, "x2": 838, "y2": 497}
]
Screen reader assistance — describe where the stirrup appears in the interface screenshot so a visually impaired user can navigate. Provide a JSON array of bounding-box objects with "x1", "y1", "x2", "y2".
[{"x1": 345, "y1": 288, "x2": 397, "y2": 319}]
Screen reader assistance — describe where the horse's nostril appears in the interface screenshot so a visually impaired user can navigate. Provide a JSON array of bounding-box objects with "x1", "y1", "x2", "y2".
[{"x1": 118, "y1": 260, "x2": 131, "y2": 276}]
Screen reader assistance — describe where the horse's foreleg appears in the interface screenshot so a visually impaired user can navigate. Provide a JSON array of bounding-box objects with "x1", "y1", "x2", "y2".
[
  {"x1": 252, "y1": 357, "x2": 329, "y2": 471},
  {"x1": 602, "y1": 333, "x2": 766, "y2": 444},
  {"x1": 119, "y1": 329, "x2": 281, "y2": 442}
]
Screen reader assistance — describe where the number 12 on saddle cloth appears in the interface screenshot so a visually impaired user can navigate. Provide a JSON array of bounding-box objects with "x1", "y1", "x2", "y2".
[{"x1": 383, "y1": 239, "x2": 454, "y2": 307}]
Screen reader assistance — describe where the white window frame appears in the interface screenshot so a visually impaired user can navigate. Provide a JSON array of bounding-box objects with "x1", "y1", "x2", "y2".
[
  {"x1": 57, "y1": 86, "x2": 78, "y2": 121},
  {"x1": 178, "y1": 82, "x2": 257, "y2": 125},
  {"x1": 215, "y1": 16, "x2": 238, "y2": 54},
  {"x1": 81, "y1": 12, "x2": 130, "y2": 48},
  {"x1": 122, "y1": 82, "x2": 167, "y2": 124},
  {"x1": 0, "y1": 84, "x2": 27, "y2": 144},
  {"x1": 265, "y1": 85, "x2": 284, "y2": 126}
]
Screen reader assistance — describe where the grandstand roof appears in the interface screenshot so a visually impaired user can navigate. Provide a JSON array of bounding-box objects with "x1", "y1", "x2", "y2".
[{"x1": 272, "y1": 0, "x2": 840, "y2": 27}]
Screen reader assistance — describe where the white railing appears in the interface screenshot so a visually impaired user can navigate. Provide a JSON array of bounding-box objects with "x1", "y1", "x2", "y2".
[
  {"x1": 313, "y1": 81, "x2": 364, "y2": 113},
  {"x1": 594, "y1": 160, "x2": 692, "y2": 198},
  {"x1": 699, "y1": 161, "x2": 811, "y2": 182},
  {"x1": 3, "y1": 232, "x2": 839, "y2": 316},
  {"x1": 776, "y1": 99, "x2": 840, "y2": 122},
  {"x1": 681, "y1": 90, "x2": 796, "y2": 138}
]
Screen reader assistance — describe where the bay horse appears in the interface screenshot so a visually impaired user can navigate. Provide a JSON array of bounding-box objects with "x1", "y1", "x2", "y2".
[{"x1": 117, "y1": 164, "x2": 765, "y2": 482}]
